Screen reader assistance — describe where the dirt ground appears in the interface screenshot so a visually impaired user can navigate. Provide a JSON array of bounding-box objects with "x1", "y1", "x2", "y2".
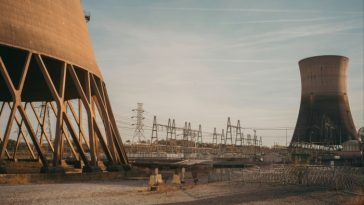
[{"x1": 0, "y1": 180, "x2": 363, "y2": 205}]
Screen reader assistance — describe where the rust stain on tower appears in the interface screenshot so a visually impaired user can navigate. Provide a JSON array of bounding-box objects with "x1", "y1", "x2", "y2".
[
  {"x1": 291, "y1": 55, "x2": 357, "y2": 145},
  {"x1": 0, "y1": 0, "x2": 128, "y2": 172}
]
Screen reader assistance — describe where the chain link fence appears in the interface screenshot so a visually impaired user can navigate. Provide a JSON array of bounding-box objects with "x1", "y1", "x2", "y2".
[{"x1": 208, "y1": 165, "x2": 364, "y2": 194}]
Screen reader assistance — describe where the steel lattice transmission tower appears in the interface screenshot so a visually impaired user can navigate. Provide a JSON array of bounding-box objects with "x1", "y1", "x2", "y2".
[{"x1": 132, "y1": 103, "x2": 145, "y2": 143}]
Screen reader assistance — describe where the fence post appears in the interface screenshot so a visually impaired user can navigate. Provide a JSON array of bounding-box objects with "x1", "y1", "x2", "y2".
[
  {"x1": 259, "y1": 167, "x2": 262, "y2": 185},
  {"x1": 333, "y1": 166, "x2": 337, "y2": 192},
  {"x1": 305, "y1": 166, "x2": 309, "y2": 186},
  {"x1": 241, "y1": 168, "x2": 244, "y2": 183}
]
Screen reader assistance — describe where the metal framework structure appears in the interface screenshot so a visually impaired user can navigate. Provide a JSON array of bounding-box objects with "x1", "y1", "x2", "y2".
[
  {"x1": 225, "y1": 117, "x2": 233, "y2": 144},
  {"x1": 197, "y1": 124, "x2": 203, "y2": 144},
  {"x1": 150, "y1": 116, "x2": 204, "y2": 147},
  {"x1": 0, "y1": 0, "x2": 128, "y2": 172},
  {"x1": 235, "y1": 120, "x2": 243, "y2": 145},
  {"x1": 224, "y1": 117, "x2": 262, "y2": 146},
  {"x1": 132, "y1": 103, "x2": 145, "y2": 143},
  {"x1": 151, "y1": 116, "x2": 158, "y2": 143},
  {"x1": 212, "y1": 128, "x2": 226, "y2": 146},
  {"x1": 0, "y1": 52, "x2": 128, "y2": 171},
  {"x1": 165, "y1": 119, "x2": 177, "y2": 141},
  {"x1": 212, "y1": 128, "x2": 218, "y2": 145},
  {"x1": 221, "y1": 129, "x2": 225, "y2": 144}
]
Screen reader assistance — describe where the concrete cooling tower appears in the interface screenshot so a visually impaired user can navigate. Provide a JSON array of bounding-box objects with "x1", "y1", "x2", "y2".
[
  {"x1": 291, "y1": 55, "x2": 357, "y2": 146},
  {"x1": 0, "y1": 0, "x2": 128, "y2": 173}
]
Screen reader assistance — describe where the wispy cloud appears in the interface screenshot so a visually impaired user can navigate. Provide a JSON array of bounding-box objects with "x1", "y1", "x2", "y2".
[
  {"x1": 121, "y1": 6, "x2": 363, "y2": 14},
  {"x1": 219, "y1": 15, "x2": 361, "y2": 25},
  {"x1": 187, "y1": 58, "x2": 292, "y2": 64},
  {"x1": 218, "y1": 20, "x2": 363, "y2": 49}
]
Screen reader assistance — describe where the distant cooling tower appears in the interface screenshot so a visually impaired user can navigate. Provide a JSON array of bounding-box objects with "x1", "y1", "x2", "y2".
[
  {"x1": 0, "y1": 0, "x2": 128, "y2": 172},
  {"x1": 291, "y1": 55, "x2": 357, "y2": 146}
]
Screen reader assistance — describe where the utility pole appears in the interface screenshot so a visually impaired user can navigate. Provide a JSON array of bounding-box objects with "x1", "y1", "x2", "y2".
[{"x1": 132, "y1": 103, "x2": 145, "y2": 143}]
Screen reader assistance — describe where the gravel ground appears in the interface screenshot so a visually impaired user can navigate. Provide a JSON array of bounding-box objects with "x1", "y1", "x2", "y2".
[{"x1": 0, "y1": 180, "x2": 362, "y2": 205}]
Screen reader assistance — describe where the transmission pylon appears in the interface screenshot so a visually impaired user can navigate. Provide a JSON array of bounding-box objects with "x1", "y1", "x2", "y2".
[
  {"x1": 247, "y1": 133, "x2": 252, "y2": 145},
  {"x1": 197, "y1": 124, "x2": 203, "y2": 145},
  {"x1": 253, "y1": 129, "x2": 257, "y2": 146},
  {"x1": 212, "y1": 128, "x2": 218, "y2": 145},
  {"x1": 37, "y1": 102, "x2": 52, "y2": 145},
  {"x1": 171, "y1": 119, "x2": 176, "y2": 139},
  {"x1": 235, "y1": 120, "x2": 242, "y2": 146},
  {"x1": 187, "y1": 122, "x2": 191, "y2": 146},
  {"x1": 259, "y1": 136, "x2": 263, "y2": 146},
  {"x1": 191, "y1": 131, "x2": 196, "y2": 146},
  {"x1": 132, "y1": 103, "x2": 145, "y2": 143},
  {"x1": 221, "y1": 129, "x2": 225, "y2": 144},
  {"x1": 226, "y1": 117, "x2": 233, "y2": 145},
  {"x1": 183, "y1": 121, "x2": 188, "y2": 142},
  {"x1": 166, "y1": 118, "x2": 172, "y2": 140},
  {"x1": 151, "y1": 115, "x2": 158, "y2": 144}
]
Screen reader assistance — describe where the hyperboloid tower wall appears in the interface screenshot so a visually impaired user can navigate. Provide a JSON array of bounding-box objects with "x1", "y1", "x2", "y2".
[
  {"x1": 291, "y1": 55, "x2": 357, "y2": 146},
  {"x1": 0, "y1": 0, "x2": 128, "y2": 172}
]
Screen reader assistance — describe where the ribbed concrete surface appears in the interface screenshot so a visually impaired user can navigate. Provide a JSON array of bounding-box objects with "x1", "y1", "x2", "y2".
[
  {"x1": 0, "y1": 0, "x2": 102, "y2": 78},
  {"x1": 292, "y1": 55, "x2": 357, "y2": 144}
]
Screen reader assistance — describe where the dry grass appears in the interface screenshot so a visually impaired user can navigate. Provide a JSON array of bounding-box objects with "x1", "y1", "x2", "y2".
[{"x1": 345, "y1": 193, "x2": 364, "y2": 205}]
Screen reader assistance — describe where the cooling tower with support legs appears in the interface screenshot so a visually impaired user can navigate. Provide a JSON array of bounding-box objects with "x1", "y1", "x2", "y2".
[
  {"x1": 0, "y1": 0, "x2": 128, "y2": 173},
  {"x1": 291, "y1": 55, "x2": 357, "y2": 146}
]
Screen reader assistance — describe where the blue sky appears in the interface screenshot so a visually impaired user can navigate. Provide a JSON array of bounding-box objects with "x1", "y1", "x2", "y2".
[{"x1": 83, "y1": 0, "x2": 364, "y2": 145}]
